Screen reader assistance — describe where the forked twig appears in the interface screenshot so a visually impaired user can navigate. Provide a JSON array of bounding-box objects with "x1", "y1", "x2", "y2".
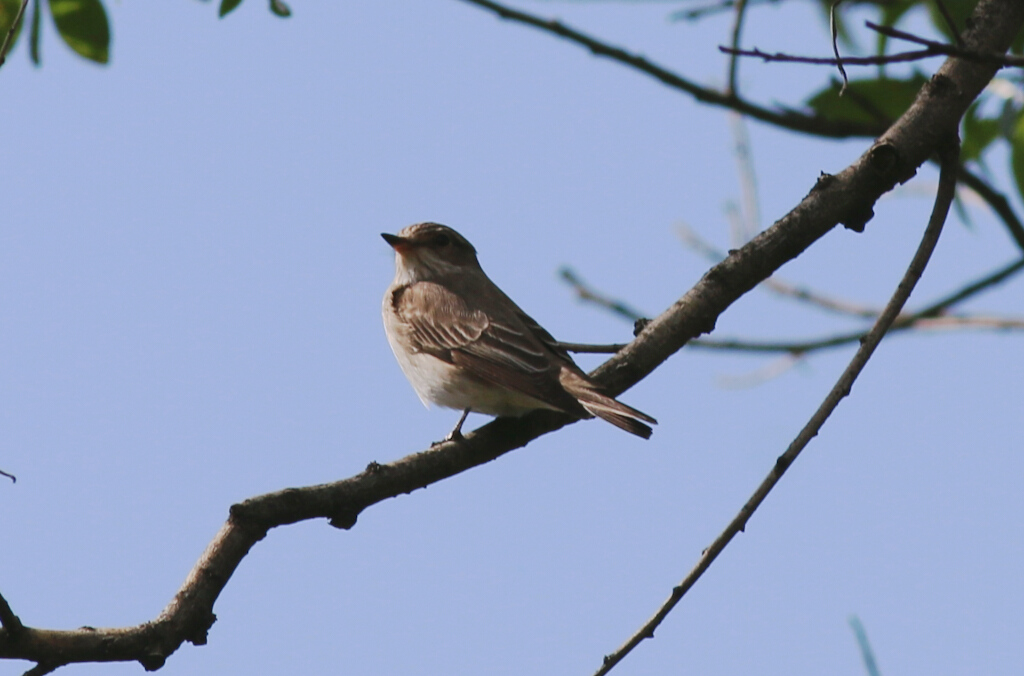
[
  {"x1": 457, "y1": 0, "x2": 879, "y2": 139},
  {"x1": 866, "y1": 21, "x2": 1024, "y2": 66},
  {"x1": 933, "y1": 0, "x2": 964, "y2": 47},
  {"x1": 592, "y1": 138, "x2": 960, "y2": 676},
  {"x1": 564, "y1": 224, "x2": 1024, "y2": 356}
]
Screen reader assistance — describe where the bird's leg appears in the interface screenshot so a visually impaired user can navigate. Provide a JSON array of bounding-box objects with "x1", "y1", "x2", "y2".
[{"x1": 440, "y1": 408, "x2": 471, "y2": 444}]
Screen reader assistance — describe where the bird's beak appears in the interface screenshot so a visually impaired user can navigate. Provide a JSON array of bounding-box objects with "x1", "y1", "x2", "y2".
[{"x1": 381, "y1": 233, "x2": 411, "y2": 252}]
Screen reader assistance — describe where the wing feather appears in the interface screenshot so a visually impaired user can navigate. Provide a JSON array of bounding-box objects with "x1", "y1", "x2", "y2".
[{"x1": 393, "y1": 282, "x2": 587, "y2": 415}]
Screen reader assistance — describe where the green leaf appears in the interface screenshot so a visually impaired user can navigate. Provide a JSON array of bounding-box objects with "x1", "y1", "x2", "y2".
[
  {"x1": 806, "y1": 74, "x2": 928, "y2": 127},
  {"x1": 952, "y1": 191, "x2": 973, "y2": 229},
  {"x1": 1010, "y1": 115, "x2": 1024, "y2": 206},
  {"x1": 219, "y1": 0, "x2": 243, "y2": 18},
  {"x1": 0, "y1": 0, "x2": 26, "y2": 54},
  {"x1": 48, "y1": 0, "x2": 108, "y2": 64},
  {"x1": 961, "y1": 101, "x2": 1001, "y2": 164},
  {"x1": 29, "y1": 0, "x2": 39, "y2": 65},
  {"x1": 268, "y1": 0, "x2": 289, "y2": 18},
  {"x1": 998, "y1": 97, "x2": 1021, "y2": 140}
]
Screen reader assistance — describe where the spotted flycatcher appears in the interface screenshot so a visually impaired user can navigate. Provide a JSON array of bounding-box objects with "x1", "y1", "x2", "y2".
[{"x1": 382, "y1": 223, "x2": 656, "y2": 441}]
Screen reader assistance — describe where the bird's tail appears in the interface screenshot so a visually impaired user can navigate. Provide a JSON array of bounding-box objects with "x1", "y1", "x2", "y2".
[{"x1": 561, "y1": 371, "x2": 657, "y2": 439}]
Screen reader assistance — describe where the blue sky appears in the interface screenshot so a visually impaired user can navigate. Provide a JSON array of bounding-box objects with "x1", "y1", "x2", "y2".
[{"x1": 1, "y1": 2, "x2": 1022, "y2": 675}]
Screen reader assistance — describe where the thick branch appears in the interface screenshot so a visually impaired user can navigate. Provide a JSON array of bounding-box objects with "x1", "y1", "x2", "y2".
[{"x1": 2, "y1": 0, "x2": 1021, "y2": 672}]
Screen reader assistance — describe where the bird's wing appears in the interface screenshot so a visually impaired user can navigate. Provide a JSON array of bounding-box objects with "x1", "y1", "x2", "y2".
[{"x1": 393, "y1": 282, "x2": 587, "y2": 415}]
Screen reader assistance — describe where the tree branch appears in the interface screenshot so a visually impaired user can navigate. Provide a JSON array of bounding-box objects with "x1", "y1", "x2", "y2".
[
  {"x1": 690, "y1": 312, "x2": 1024, "y2": 355},
  {"x1": 722, "y1": 21, "x2": 1024, "y2": 69},
  {"x1": 933, "y1": 0, "x2": 964, "y2": 47},
  {"x1": 457, "y1": 0, "x2": 1024, "y2": 253},
  {"x1": 721, "y1": 44, "x2": 947, "y2": 67},
  {"x1": 594, "y1": 134, "x2": 961, "y2": 676},
  {"x1": 457, "y1": 0, "x2": 881, "y2": 139},
  {"x1": 567, "y1": 226, "x2": 1024, "y2": 350},
  {"x1": 675, "y1": 223, "x2": 882, "y2": 317},
  {"x1": 866, "y1": 21, "x2": 1024, "y2": 67},
  {"x1": 2, "y1": 0, "x2": 1021, "y2": 672}
]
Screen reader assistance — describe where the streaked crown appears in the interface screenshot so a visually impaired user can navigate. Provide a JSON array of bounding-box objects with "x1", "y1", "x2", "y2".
[
  {"x1": 382, "y1": 223, "x2": 481, "y2": 283},
  {"x1": 396, "y1": 223, "x2": 475, "y2": 252}
]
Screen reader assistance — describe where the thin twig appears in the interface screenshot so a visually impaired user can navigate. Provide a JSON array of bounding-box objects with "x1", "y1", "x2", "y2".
[
  {"x1": 866, "y1": 21, "x2": 1024, "y2": 67},
  {"x1": 0, "y1": 468, "x2": 15, "y2": 483},
  {"x1": 721, "y1": 45, "x2": 943, "y2": 67},
  {"x1": 691, "y1": 256, "x2": 1024, "y2": 354},
  {"x1": 676, "y1": 223, "x2": 880, "y2": 317},
  {"x1": 725, "y1": 20, "x2": 1024, "y2": 70},
  {"x1": 692, "y1": 313, "x2": 1024, "y2": 354},
  {"x1": 457, "y1": 0, "x2": 880, "y2": 139},
  {"x1": 566, "y1": 228, "x2": 1024, "y2": 353},
  {"x1": 913, "y1": 315, "x2": 1024, "y2": 329},
  {"x1": 716, "y1": 353, "x2": 803, "y2": 388},
  {"x1": 915, "y1": 256, "x2": 1024, "y2": 316},
  {"x1": 671, "y1": 0, "x2": 781, "y2": 22},
  {"x1": 3, "y1": 0, "x2": 1020, "y2": 666},
  {"x1": 728, "y1": 114, "x2": 761, "y2": 243},
  {"x1": 933, "y1": 0, "x2": 964, "y2": 47},
  {"x1": 593, "y1": 137, "x2": 960, "y2": 676},
  {"x1": 830, "y1": 0, "x2": 849, "y2": 93},
  {"x1": 0, "y1": 0, "x2": 29, "y2": 68},
  {"x1": 460, "y1": 0, "x2": 1024, "y2": 256},
  {"x1": 759, "y1": 277, "x2": 879, "y2": 317},
  {"x1": 726, "y1": 0, "x2": 749, "y2": 95},
  {"x1": 559, "y1": 267, "x2": 644, "y2": 322}
]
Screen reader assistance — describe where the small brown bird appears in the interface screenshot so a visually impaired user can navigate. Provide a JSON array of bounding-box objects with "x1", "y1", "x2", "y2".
[{"x1": 381, "y1": 222, "x2": 656, "y2": 441}]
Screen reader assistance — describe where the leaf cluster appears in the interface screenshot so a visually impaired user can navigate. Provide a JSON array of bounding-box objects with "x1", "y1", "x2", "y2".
[
  {"x1": 0, "y1": 0, "x2": 108, "y2": 65},
  {"x1": 797, "y1": 0, "x2": 1024, "y2": 210}
]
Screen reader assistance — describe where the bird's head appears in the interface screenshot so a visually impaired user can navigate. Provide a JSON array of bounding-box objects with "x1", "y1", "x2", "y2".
[{"x1": 382, "y1": 223, "x2": 480, "y2": 283}]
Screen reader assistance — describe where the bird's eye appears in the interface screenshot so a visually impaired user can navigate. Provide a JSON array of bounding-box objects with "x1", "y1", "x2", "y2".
[{"x1": 433, "y1": 234, "x2": 451, "y2": 247}]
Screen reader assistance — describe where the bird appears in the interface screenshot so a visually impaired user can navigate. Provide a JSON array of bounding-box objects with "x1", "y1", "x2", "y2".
[{"x1": 381, "y1": 222, "x2": 656, "y2": 441}]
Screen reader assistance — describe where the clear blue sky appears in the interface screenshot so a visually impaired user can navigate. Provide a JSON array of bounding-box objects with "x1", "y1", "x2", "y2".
[{"x1": 2, "y1": 2, "x2": 1022, "y2": 675}]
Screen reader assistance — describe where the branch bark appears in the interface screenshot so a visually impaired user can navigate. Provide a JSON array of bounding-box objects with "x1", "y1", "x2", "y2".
[{"x1": 2, "y1": 0, "x2": 1021, "y2": 673}]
